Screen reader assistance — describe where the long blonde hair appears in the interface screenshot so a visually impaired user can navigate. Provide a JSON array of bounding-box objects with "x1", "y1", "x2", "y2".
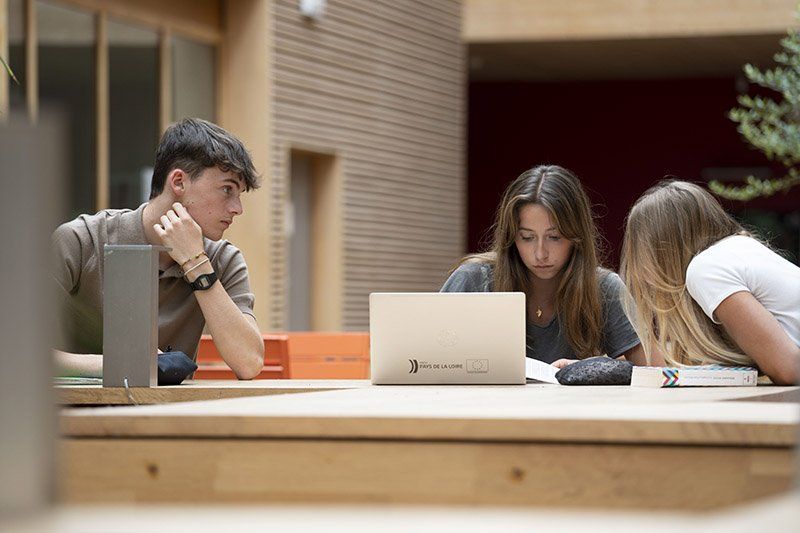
[
  {"x1": 456, "y1": 165, "x2": 605, "y2": 358},
  {"x1": 620, "y1": 180, "x2": 751, "y2": 366}
]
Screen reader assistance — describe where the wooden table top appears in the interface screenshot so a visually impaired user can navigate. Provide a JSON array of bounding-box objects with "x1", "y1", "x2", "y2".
[
  {"x1": 56, "y1": 379, "x2": 370, "y2": 405},
  {"x1": 6, "y1": 492, "x2": 800, "y2": 532},
  {"x1": 61, "y1": 384, "x2": 800, "y2": 447}
]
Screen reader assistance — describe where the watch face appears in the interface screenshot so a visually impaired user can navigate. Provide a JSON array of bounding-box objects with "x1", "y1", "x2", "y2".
[{"x1": 191, "y1": 272, "x2": 217, "y2": 291}]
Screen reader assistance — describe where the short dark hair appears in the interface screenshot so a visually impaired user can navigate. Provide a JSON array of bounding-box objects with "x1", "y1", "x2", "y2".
[{"x1": 149, "y1": 118, "x2": 260, "y2": 199}]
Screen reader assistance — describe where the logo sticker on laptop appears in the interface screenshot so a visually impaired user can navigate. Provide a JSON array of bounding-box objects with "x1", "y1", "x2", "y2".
[
  {"x1": 407, "y1": 359, "x2": 466, "y2": 373},
  {"x1": 466, "y1": 359, "x2": 489, "y2": 373},
  {"x1": 436, "y1": 329, "x2": 458, "y2": 347}
]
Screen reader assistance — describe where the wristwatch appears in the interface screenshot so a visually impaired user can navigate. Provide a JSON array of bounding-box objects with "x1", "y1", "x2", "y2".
[{"x1": 189, "y1": 272, "x2": 218, "y2": 291}]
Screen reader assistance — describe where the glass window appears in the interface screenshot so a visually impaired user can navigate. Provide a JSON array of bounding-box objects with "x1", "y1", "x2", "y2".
[
  {"x1": 28, "y1": 3, "x2": 219, "y2": 214},
  {"x1": 8, "y1": 0, "x2": 25, "y2": 112},
  {"x1": 108, "y1": 18, "x2": 158, "y2": 208},
  {"x1": 172, "y1": 36, "x2": 215, "y2": 122},
  {"x1": 37, "y1": 0, "x2": 96, "y2": 218}
]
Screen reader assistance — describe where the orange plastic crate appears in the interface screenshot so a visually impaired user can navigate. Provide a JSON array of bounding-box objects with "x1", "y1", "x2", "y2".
[
  {"x1": 194, "y1": 334, "x2": 289, "y2": 380},
  {"x1": 193, "y1": 332, "x2": 370, "y2": 379},
  {"x1": 284, "y1": 332, "x2": 370, "y2": 379}
]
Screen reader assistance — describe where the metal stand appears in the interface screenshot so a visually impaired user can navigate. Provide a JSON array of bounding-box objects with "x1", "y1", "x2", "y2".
[{"x1": 102, "y1": 244, "x2": 165, "y2": 388}]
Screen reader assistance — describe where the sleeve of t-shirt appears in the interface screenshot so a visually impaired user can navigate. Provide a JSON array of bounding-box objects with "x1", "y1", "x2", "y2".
[
  {"x1": 685, "y1": 247, "x2": 749, "y2": 324},
  {"x1": 51, "y1": 221, "x2": 84, "y2": 295},
  {"x1": 600, "y1": 272, "x2": 641, "y2": 358},
  {"x1": 440, "y1": 262, "x2": 492, "y2": 292},
  {"x1": 212, "y1": 242, "x2": 257, "y2": 319}
]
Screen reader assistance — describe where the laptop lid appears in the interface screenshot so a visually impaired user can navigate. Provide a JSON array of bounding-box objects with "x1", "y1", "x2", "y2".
[{"x1": 369, "y1": 292, "x2": 526, "y2": 385}]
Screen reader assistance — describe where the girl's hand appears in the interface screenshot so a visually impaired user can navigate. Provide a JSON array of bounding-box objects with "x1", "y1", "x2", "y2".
[{"x1": 552, "y1": 358, "x2": 579, "y2": 369}]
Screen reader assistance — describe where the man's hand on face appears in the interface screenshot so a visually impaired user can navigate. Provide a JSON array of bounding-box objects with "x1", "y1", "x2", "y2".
[{"x1": 153, "y1": 202, "x2": 205, "y2": 266}]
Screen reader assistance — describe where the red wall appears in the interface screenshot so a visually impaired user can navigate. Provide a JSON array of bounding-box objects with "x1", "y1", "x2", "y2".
[{"x1": 468, "y1": 78, "x2": 800, "y2": 268}]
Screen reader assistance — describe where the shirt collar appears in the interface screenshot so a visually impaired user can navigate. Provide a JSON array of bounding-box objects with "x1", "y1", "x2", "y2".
[{"x1": 118, "y1": 203, "x2": 184, "y2": 279}]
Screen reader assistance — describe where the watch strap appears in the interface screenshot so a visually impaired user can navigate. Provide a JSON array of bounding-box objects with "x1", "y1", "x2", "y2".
[{"x1": 189, "y1": 271, "x2": 218, "y2": 291}]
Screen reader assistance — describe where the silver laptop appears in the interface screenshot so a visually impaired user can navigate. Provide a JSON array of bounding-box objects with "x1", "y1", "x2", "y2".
[{"x1": 370, "y1": 292, "x2": 526, "y2": 384}]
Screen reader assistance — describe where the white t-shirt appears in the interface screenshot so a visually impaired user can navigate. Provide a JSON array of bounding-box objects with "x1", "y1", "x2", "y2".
[{"x1": 685, "y1": 235, "x2": 800, "y2": 348}]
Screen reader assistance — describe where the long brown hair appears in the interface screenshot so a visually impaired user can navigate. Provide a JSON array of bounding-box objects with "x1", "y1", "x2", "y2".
[
  {"x1": 456, "y1": 165, "x2": 605, "y2": 358},
  {"x1": 620, "y1": 180, "x2": 750, "y2": 366}
]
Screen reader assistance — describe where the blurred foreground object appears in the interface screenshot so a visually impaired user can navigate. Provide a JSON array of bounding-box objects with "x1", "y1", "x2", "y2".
[{"x1": 0, "y1": 112, "x2": 64, "y2": 518}]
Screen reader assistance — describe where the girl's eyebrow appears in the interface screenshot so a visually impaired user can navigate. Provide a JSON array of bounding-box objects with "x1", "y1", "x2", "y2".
[{"x1": 519, "y1": 226, "x2": 556, "y2": 232}]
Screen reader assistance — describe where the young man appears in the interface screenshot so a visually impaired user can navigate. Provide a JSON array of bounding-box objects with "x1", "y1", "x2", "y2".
[{"x1": 52, "y1": 118, "x2": 264, "y2": 379}]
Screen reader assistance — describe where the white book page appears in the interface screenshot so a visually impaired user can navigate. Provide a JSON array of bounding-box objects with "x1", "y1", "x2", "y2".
[{"x1": 525, "y1": 357, "x2": 560, "y2": 384}]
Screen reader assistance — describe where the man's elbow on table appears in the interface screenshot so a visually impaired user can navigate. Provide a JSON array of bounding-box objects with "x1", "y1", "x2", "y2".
[{"x1": 232, "y1": 342, "x2": 265, "y2": 380}]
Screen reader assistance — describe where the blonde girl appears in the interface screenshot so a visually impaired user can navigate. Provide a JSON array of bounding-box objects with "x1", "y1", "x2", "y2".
[{"x1": 620, "y1": 180, "x2": 800, "y2": 384}]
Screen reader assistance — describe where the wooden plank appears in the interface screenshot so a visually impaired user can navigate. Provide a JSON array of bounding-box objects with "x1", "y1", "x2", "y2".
[
  {"x1": 273, "y1": 22, "x2": 462, "y2": 80},
  {"x1": 270, "y1": 0, "x2": 464, "y2": 330},
  {"x1": 275, "y1": 2, "x2": 461, "y2": 50},
  {"x1": 276, "y1": 127, "x2": 459, "y2": 174},
  {"x1": 345, "y1": 207, "x2": 464, "y2": 228},
  {"x1": 94, "y1": 11, "x2": 108, "y2": 210},
  {"x1": 56, "y1": 379, "x2": 368, "y2": 406},
  {"x1": 275, "y1": 102, "x2": 461, "y2": 153},
  {"x1": 59, "y1": 386, "x2": 799, "y2": 446},
  {"x1": 469, "y1": 35, "x2": 785, "y2": 82},
  {"x1": 728, "y1": 388, "x2": 800, "y2": 403},
  {"x1": 345, "y1": 202, "x2": 464, "y2": 224},
  {"x1": 274, "y1": 54, "x2": 461, "y2": 111},
  {"x1": 59, "y1": 437, "x2": 794, "y2": 509},
  {"x1": 57, "y1": 0, "x2": 221, "y2": 43},
  {"x1": 275, "y1": 90, "x2": 462, "y2": 142},
  {"x1": 463, "y1": 0, "x2": 800, "y2": 43},
  {"x1": 347, "y1": 256, "x2": 462, "y2": 276},
  {"x1": 158, "y1": 28, "x2": 170, "y2": 133},
  {"x1": 275, "y1": 131, "x2": 461, "y2": 175},
  {"x1": 218, "y1": 0, "x2": 273, "y2": 328},
  {"x1": 0, "y1": 0, "x2": 8, "y2": 119},
  {"x1": 276, "y1": 71, "x2": 461, "y2": 125},
  {"x1": 25, "y1": 0, "x2": 35, "y2": 122},
  {"x1": 342, "y1": 239, "x2": 466, "y2": 257},
  {"x1": 277, "y1": 0, "x2": 461, "y2": 49},
  {"x1": 8, "y1": 493, "x2": 800, "y2": 530}
]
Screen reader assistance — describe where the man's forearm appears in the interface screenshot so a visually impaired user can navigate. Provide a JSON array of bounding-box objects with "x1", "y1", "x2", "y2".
[
  {"x1": 54, "y1": 350, "x2": 103, "y2": 378},
  {"x1": 152, "y1": 202, "x2": 264, "y2": 378},
  {"x1": 193, "y1": 283, "x2": 264, "y2": 379}
]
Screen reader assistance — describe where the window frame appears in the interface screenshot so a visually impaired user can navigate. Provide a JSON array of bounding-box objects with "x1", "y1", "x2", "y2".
[{"x1": 2, "y1": 0, "x2": 222, "y2": 211}]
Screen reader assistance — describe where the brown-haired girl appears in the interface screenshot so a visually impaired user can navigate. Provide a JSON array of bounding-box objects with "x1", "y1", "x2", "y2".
[{"x1": 441, "y1": 165, "x2": 650, "y2": 367}]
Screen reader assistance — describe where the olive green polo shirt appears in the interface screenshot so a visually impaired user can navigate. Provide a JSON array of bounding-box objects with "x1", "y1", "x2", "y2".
[{"x1": 51, "y1": 203, "x2": 256, "y2": 359}]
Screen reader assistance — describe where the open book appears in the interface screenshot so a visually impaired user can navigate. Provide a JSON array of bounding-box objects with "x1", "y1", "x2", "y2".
[
  {"x1": 54, "y1": 376, "x2": 103, "y2": 386},
  {"x1": 525, "y1": 357, "x2": 560, "y2": 384}
]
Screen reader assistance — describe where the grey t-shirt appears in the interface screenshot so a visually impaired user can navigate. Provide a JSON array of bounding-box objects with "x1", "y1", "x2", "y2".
[
  {"x1": 51, "y1": 203, "x2": 256, "y2": 359},
  {"x1": 440, "y1": 262, "x2": 640, "y2": 363}
]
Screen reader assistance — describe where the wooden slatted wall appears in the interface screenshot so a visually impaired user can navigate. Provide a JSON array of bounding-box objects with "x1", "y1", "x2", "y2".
[{"x1": 270, "y1": 0, "x2": 464, "y2": 330}]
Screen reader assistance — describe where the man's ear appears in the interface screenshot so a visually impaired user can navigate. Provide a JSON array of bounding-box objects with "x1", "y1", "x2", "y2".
[{"x1": 167, "y1": 169, "x2": 187, "y2": 198}]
